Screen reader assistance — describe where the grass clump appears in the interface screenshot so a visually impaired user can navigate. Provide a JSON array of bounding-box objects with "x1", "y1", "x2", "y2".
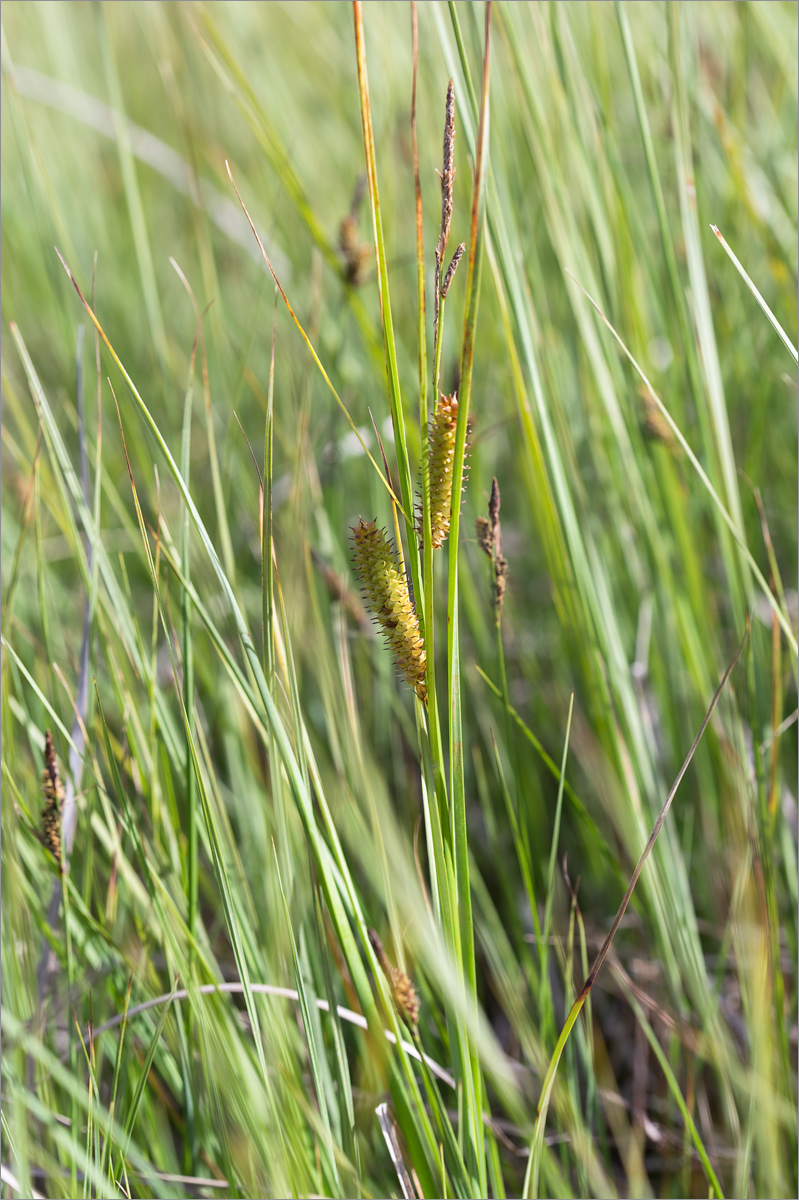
[{"x1": 1, "y1": 2, "x2": 797, "y2": 1198}]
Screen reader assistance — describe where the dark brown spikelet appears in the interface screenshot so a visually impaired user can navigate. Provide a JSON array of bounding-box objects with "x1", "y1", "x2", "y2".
[
  {"x1": 441, "y1": 243, "x2": 465, "y2": 299},
  {"x1": 438, "y1": 79, "x2": 456, "y2": 259},
  {"x1": 488, "y1": 476, "x2": 501, "y2": 543},
  {"x1": 368, "y1": 928, "x2": 420, "y2": 1029},
  {"x1": 477, "y1": 477, "x2": 509, "y2": 616},
  {"x1": 434, "y1": 79, "x2": 457, "y2": 339},
  {"x1": 40, "y1": 730, "x2": 65, "y2": 870},
  {"x1": 494, "y1": 552, "x2": 509, "y2": 615},
  {"x1": 352, "y1": 519, "x2": 427, "y2": 702}
]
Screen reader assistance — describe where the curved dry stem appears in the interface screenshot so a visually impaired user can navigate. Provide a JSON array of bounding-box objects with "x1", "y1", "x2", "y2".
[{"x1": 72, "y1": 981, "x2": 455, "y2": 1089}]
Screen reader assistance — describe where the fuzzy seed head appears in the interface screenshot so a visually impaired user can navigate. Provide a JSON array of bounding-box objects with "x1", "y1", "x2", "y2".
[
  {"x1": 368, "y1": 928, "x2": 420, "y2": 1029},
  {"x1": 339, "y1": 215, "x2": 371, "y2": 286},
  {"x1": 422, "y1": 392, "x2": 461, "y2": 550},
  {"x1": 352, "y1": 519, "x2": 427, "y2": 702},
  {"x1": 40, "y1": 730, "x2": 64, "y2": 870},
  {"x1": 638, "y1": 384, "x2": 676, "y2": 449},
  {"x1": 389, "y1": 968, "x2": 420, "y2": 1029},
  {"x1": 339, "y1": 176, "x2": 371, "y2": 285}
]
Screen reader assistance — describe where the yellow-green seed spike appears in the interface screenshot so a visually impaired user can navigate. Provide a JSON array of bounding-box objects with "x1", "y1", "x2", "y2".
[
  {"x1": 423, "y1": 391, "x2": 460, "y2": 549},
  {"x1": 352, "y1": 519, "x2": 427, "y2": 702}
]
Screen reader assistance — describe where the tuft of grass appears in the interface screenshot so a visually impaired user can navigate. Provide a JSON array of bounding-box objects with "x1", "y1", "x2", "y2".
[{"x1": 2, "y1": 2, "x2": 796, "y2": 1198}]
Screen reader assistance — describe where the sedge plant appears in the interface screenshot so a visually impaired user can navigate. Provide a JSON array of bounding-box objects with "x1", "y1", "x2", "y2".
[{"x1": 1, "y1": 3, "x2": 796, "y2": 1198}]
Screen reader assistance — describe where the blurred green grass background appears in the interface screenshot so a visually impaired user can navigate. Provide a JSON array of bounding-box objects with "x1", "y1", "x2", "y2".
[{"x1": 1, "y1": 3, "x2": 797, "y2": 1198}]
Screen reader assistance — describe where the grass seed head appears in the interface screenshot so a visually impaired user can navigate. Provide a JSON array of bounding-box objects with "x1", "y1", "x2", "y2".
[
  {"x1": 434, "y1": 79, "x2": 457, "y2": 338},
  {"x1": 40, "y1": 730, "x2": 65, "y2": 870},
  {"x1": 368, "y1": 928, "x2": 420, "y2": 1029},
  {"x1": 339, "y1": 216, "x2": 371, "y2": 286},
  {"x1": 422, "y1": 391, "x2": 462, "y2": 550},
  {"x1": 437, "y1": 78, "x2": 456, "y2": 261},
  {"x1": 477, "y1": 477, "x2": 508, "y2": 616},
  {"x1": 352, "y1": 519, "x2": 427, "y2": 702},
  {"x1": 339, "y1": 175, "x2": 371, "y2": 285},
  {"x1": 494, "y1": 552, "x2": 508, "y2": 614},
  {"x1": 638, "y1": 383, "x2": 677, "y2": 449},
  {"x1": 441, "y1": 243, "x2": 465, "y2": 299},
  {"x1": 476, "y1": 516, "x2": 492, "y2": 557}
]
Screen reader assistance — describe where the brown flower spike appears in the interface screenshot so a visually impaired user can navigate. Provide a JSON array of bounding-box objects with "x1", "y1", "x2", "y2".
[
  {"x1": 476, "y1": 477, "x2": 508, "y2": 616},
  {"x1": 40, "y1": 730, "x2": 65, "y2": 870},
  {"x1": 368, "y1": 928, "x2": 420, "y2": 1029},
  {"x1": 441, "y1": 243, "x2": 465, "y2": 299},
  {"x1": 339, "y1": 176, "x2": 371, "y2": 286},
  {"x1": 638, "y1": 383, "x2": 677, "y2": 450},
  {"x1": 434, "y1": 79, "x2": 458, "y2": 342},
  {"x1": 437, "y1": 78, "x2": 456, "y2": 262},
  {"x1": 352, "y1": 519, "x2": 427, "y2": 702}
]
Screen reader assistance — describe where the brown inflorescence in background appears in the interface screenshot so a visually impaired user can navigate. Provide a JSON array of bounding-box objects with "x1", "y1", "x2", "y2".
[
  {"x1": 433, "y1": 78, "x2": 457, "y2": 343},
  {"x1": 311, "y1": 547, "x2": 369, "y2": 629},
  {"x1": 339, "y1": 175, "x2": 372, "y2": 286},
  {"x1": 476, "y1": 477, "x2": 508, "y2": 617},
  {"x1": 40, "y1": 730, "x2": 65, "y2": 871},
  {"x1": 368, "y1": 927, "x2": 420, "y2": 1029},
  {"x1": 637, "y1": 382, "x2": 678, "y2": 450}
]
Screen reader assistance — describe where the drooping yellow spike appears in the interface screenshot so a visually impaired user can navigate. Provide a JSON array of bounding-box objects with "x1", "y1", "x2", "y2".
[{"x1": 352, "y1": 519, "x2": 427, "y2": 702}]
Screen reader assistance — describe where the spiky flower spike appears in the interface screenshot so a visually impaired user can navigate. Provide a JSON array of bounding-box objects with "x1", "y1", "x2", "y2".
[
  {"x1": 352, "y1": 519, "x2": 427, "y2": 702},
  {"x1": 368, "y1": 928, "x2": 420, "y2": 1029},
  {"x1": 421, "y1": 391, "x2": 461, "y2": 549},
  {"x1": 40, "y1": 730, "x2": 65, "y2": 871}
]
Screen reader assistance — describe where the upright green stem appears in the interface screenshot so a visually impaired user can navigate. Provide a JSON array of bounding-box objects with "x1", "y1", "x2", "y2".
[
  {"x1": 446, "y1": 0, "x2": 490, "y2": 974},
  {"x1": 443, "y1": 6, "x2": 492, "y2": 1192},
  {"x1": 180, "y1": 334, "x2": 199, "y2": 1175},
  {"x1": 62, "y1": 862, "x2": 77, "y2": 1195},
  {"x1": 432, "y1": 293, "x2": 447, "y2": 400}
]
